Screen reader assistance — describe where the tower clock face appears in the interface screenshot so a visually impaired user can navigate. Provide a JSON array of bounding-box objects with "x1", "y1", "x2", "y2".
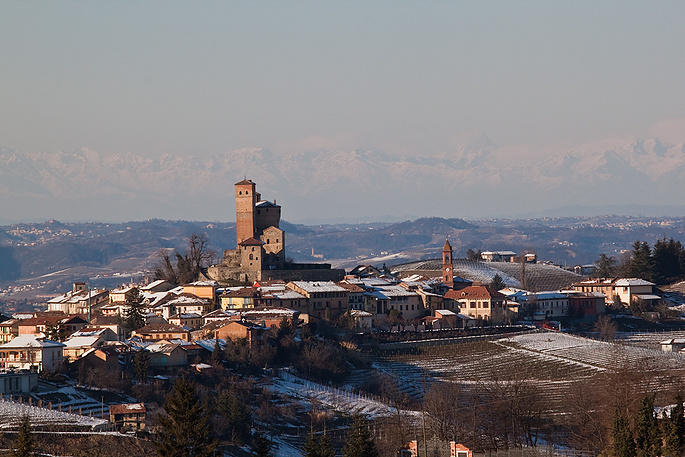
[{"x1": 446, "y1": 268, "x2": 450, "y2": 272}]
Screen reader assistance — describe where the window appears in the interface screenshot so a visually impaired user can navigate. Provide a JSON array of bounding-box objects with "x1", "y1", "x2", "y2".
[{"x1": 470, "y1": 301, "x2": 476, "y2": 309}]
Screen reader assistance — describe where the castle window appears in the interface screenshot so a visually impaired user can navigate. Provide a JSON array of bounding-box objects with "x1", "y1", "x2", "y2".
[
  {"x1": 249, "y1": 254, "x2": 253, "y2": 260},
  {"x1": 267, "y1": 239, "x2": 270, "y2": 244},
  {"x1": 239, "y1": 191, "x2": 242, "y2": 195}
]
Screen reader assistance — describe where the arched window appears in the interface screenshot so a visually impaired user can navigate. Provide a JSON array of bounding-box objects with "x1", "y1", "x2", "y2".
[{"x1": 249, "y1": 254, "x2": 253, "y2": 260}]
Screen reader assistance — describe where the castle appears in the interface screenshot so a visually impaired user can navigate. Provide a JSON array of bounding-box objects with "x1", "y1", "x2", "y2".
[{"x1": 207, "y1": 179, "x2": 345, "y2": 284}]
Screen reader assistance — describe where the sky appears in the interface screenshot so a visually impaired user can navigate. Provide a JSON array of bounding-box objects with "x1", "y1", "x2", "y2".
[{"x1": 2, "y1": 0, "x2": 685, "y2": 161}]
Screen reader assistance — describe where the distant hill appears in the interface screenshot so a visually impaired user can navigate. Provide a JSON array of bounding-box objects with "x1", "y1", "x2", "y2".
[{"x1": 2, "y1": 215, "x2": 685, "y2": 299}]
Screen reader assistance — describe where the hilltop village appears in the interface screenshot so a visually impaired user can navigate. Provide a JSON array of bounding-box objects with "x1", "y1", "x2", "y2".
[{"x1": 0, "y1": 180, "x2": 684, "y2": 457}]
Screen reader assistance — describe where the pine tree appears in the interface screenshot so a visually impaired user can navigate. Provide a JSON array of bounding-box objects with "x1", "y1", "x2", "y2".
[
  {"x1": 629, "y1": 241, "x2": 654, "y2": 282},
  {"x1": 12, "y1": 414, "x2": 34, "y2": 457},
  {"x1": 124, "y1": 288, "x2": 146, "y2": 337},
  {"x1": 635, "y1": 395, "x2": 661, "y2": 457},
  {"x1": 216, "y1": 388, "x2": 250, "y2": 445},
  {"x1": 156, "y1": 377, "x2": 216, "y2": 457},
  {"x1": 211, "y1": 339, "x2": 223, "y2": 366},
  {"x1": 133, "y1": 349, "x2": 150, "y2": 383},
  {"x1": 613, "y1": 410, "x2": 636, "y2": 457},
  {"x1": 489, "y1": 274, "x2": 506, "y2": 291},
  {"x1": 664, "y1": 395, "x2": 685, "y2": 457},
  {"x1": 303, "y1": 432, "x2": 335, "y2": 457},
  {"x1": 342, "y1": 415, "x2": 379, "y2": 457},
  {"x1": 251, "y1": 431, "x2": 272, "y2": 457}
]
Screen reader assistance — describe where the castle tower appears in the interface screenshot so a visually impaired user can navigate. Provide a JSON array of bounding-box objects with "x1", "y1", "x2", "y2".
[
  {"x1": 235, "y1": 179, "x2": 258, "y2": 247},
  {"x1": 442, "y1": 237, "x2": 454, "y2": 286}
]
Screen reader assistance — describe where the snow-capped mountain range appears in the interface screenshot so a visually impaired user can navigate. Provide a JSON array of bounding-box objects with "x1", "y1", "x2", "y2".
[{"x1": 2, "y1": 134, "x2": 685, "y2": 223}]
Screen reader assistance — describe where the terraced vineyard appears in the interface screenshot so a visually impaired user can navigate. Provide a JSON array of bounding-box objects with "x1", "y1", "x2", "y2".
[{"x1": 371, "y1": 330, "x2": 685, "y2": 414}]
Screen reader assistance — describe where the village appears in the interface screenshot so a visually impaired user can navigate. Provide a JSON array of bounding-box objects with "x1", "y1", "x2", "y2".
[{"x1": 0, "y1": 180, "x2": 684, "y2": 457}]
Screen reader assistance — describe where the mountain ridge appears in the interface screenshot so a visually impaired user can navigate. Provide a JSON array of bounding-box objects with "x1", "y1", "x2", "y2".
[{"x1": 2, "y1": 135, "x2": 685, "y2": 223}]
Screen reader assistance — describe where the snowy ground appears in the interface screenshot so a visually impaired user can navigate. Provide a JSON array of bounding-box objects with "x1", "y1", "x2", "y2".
[
  {"x1": 271, "y1": 370, "x2": 410, "y2": 419},
  {"x1": 0, "y1": 397, "x2": 108, "y2": 430}
]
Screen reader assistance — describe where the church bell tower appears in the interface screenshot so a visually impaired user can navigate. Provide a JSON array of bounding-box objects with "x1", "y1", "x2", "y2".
[{"x1": 442, "y1": 237, "x2": 453, "y2": 287}]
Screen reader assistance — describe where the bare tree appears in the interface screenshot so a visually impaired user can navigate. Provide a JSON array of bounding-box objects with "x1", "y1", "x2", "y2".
[{"x1": 152, "y1": 233, "x2": 215, "y2": 285}]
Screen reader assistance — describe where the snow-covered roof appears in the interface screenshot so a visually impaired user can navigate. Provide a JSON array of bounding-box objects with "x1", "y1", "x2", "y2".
[
  {"x1": 350, "y1": 310, "x2": 373, "y2": 317},
  {"x1": 634, "y1": 294, "x2": 661, "y2": 300},
  {"x1": 64, "y1": 336, "x2": 102, "y2": 348},
  {"x1": 290, "y1": 281, "x2": 347, "y2": 293},
  {"x1": 372, "y1": 285, "x2": 418, "y2": 298},
  {"x1": 110, "y1": 403, "x2": 146, "y2": 414},
  {"x1": 185, "y1": 280, "x2": 218, "y2": 287},
  {"x1": 615, "y1": 278, "x2": 655, "y2": 287},
  {"x1": 0, "y1": 335, "x2": 65, "y2": 349},
  {"x1": 267, "y1": 290, "x2": 305, "y2": 300}
]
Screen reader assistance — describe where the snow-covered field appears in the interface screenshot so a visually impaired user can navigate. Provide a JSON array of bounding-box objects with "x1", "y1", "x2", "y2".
[
  {"x1": 0, "y1": 397, "x2": 107, "y2": 430},
  {"x1": 372, "y1": 330, "x2": 685, "y2": 413},
  {"x1": 271, "y1": 370, "x2": 405, "y2": 419}
]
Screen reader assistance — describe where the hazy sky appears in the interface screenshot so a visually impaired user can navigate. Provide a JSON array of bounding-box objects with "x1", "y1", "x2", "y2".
[{"x1": 2, "y1": 1, "x2": 685, "y2": 159}]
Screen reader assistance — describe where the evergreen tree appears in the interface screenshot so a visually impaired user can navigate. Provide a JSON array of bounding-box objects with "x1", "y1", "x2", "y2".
[
  {"x1": 342, "y1": 415, "x2": 379, "y2": 457},
  {"x1": 216, "y1": 388, "x2": 251, "y2": 445},
  {"x1": 594, "y1": 253, "x2": 617, "y2": 278},
  {"x1": 635, "y1": 395, "x2": 661, "y2": 457},
  {"x1": 318, "y1": 434, "x2": 335, "y2": 457},
  {"x1": 613, "y1": 410, "x2": 636, "y2": 457},
  {"x1": 489, "y1": 274, "x2": 506, "y2": 291},
  {"x1": 12, "y1": 414, "x2": 34, "y2": 457},
  {"x1": 664, "y1": 395, "x2": 685, "y2": 457},
  {"x1": 133, "y1": 349, "x2": 150, "y2": 383},
  {"x1": 124, "y1": 288, "x2": 146, "y2": 337},
  {"x1": 303, "y1": 432, "x2": 335, "y2": 457},
  {"x1": 251, "y1": 431, "x2": 272, "y2": 457},
  {"x1": 211, "y1": 339, "x2": 223, "y2": 366},
  {"x1": 629, "y1": 241, "x2": 654, "y2": 282},
  {"x1": 156, "y1": 377, "x2": 216, "y2": 457},
  {"x1": 653, "y1": 237, "x2": 684, "y2": 284}
]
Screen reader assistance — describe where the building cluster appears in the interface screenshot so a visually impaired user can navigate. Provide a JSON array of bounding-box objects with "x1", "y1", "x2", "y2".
[{"x1": 0, "y1": 180, "x2": 665, "y2": 392}]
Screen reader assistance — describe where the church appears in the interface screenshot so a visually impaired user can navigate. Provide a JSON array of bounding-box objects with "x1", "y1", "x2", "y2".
[{"x1": 207, "y1": 179, "x2": 345, "y2": 284}]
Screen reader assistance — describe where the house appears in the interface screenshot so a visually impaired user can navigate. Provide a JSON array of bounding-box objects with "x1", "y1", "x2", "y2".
[
  {"x1": 661, "y1": 339, "x2": 685, "y2": 352},
  {"x1": 90, "y1": 315, "x2": 126, "y2": 341},
  {"x1": 369, "y1": 285, "x2": 423, "y2": 321},
  {"x1": 286, "y1": 281, "x2": 349, "y2": 319},
  {"x1": 17, "y1": 314, "x2": 88, "y2": 340},
  {"x1": 168, "y1": 313, "x2": 203, "y2": 329},
  {"x1": 46, "y1": 283, "x2": 109, "y2": 316},
  {"x1": 109, "y1": 403, "x2": 146, "y2": 432},
  {"x1": 0, "y1": 371, "x2": 38, "y2": 394},
  {"x1": 0, "y1": 335, "x2": 65, "y2": 372},
  {"x1": 140, "y1": 280, "x2": 175, "y2": 294},
  {"x1": 202, "y1": 309, "x2": 237, "y2": 325},
  {"x1": 237, "y1": 307, "x2": 300, "y2": 329},
  {"x1": 154, "y1": 294, "x2": 214, "y2": 320},
  {"x1": 183, "y1": 281, "x2": 218, "y2": 305},
  {"x1": 146, "y1": 341, "x2": 189, "y2": 368},
  {"x1": 571, "y1": 278, "x2": 658, "y2": 307},
  {"x1": 63, "y1": 335, "x2": 107, "y2": 360},
  {"x1": 108, "y1": 286, "x2": 138, "y2": 304},
  {"x1": 131, "y1": 324, "x2": 190, "y2": 342},
  {"x1": 220, "y1": 287, "x2": 259, "y2": 310},
  {"x1": 444, "y1": 286, "x2": 506, "y2": 324},
  {"x1": 0, "y1": 319, "x2": 20, "y2": 343},
  {"x1": 349, "y1": 310, "x2": 374, "y2": 330},
  {"x1": 481, "y1": 251, "x2": 517, "y2": 262},
  {"x1": 215, "y1": 321, "x2": 268, "y2": 349},
  {"x1": 337, "y1": 282, "x2": 366, "y2": 311}
]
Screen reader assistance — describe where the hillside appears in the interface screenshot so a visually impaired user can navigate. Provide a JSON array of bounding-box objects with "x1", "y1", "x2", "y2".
[{"x1": 2, "y1": 215, "x2": 685, "y2": 301}]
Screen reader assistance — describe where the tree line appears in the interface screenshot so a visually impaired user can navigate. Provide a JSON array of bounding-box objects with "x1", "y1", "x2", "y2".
[{"x1": 595, "y1": 237, "x2": 685, "y2": 284}]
